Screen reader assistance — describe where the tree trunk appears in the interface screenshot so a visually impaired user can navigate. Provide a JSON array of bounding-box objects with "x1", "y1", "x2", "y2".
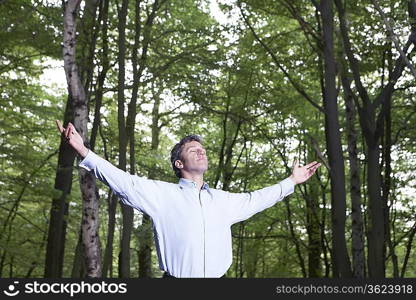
[
  {"x1": 381, "y1": 84, "x2": 399, "y2": 277},
  {"x1": 320, "y1": 0, "x2": 351, "y2": 278},
  {"x1": 116, "y1": 0, "x2": 132, "y2": 278},
  {"x1": 130, "y1": 0, "x2": 160, "y2": 278},
  {"x1": 44, "y1": 191, "x2": 69, "y2": 277},
  {"x1": 137, "y1": 88, "x2": 162, "y2": 278},
  {"x1": 63, "y1": 0, "x2": 101, "y2": 277},
  {"x1": 102, "y1": 192, "x2": 117, "y2": 277},
  {"x1": 234, "y1": 222, "x2": 245, "y2": 277},
  {"x1": 306, "y1": 145, "x2": 322, "y2": 277},
  {"x1": 0, "y1": 232, "x2": 12, "y2": 277},
  {"x1": 335, "y1": 0, "x2": 416, "y2": 277},
  {"x1": 70, "y1": 0, "x2": 104, "y2": 274},
  {"x1": 137, "y1": 214, "x2": 153, "y2": 277},
  {"x1": 9, "y1": 256, "x2": 14, "y2": 277},
  {"x1": 71, "y1": 231, "x2": 86, "y2": 278},
  {"x1": 366, "y1": 141, "x2": 384, "y2": 277},
  {"x1": 90, "y1": 0, "x2": 110, "y2": 151},
  {"x1": 80, "y1": 0, "x2": 100, "y2": 95},
  {"x1": 400, "y1": 222, "x2": 416, "y2": 277},
  {"x1": 214, "y1": 90, "x2": 230, "y2": 188},
  {"x1": 340, "y1": 70, "x2": 365, "y2": 278},
  {"x1": 319, "y1": 184, "x2": 331, "y2": 277},
  {"x1": 45, "y1": 99, "x2": 74, "y2": 278}
]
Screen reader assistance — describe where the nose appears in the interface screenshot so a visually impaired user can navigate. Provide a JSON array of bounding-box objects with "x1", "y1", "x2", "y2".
[{"x1": 197, "y1": 149, "x2": 206, "y2": 156}]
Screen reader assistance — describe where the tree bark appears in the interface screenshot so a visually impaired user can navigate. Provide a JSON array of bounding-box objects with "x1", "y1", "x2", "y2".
[
  {"x1": 235, "y1": 222, "x2": 246, "y2": 277},
  {"x1": 129, "y1": 0, "x2": 160, "y2": 277},
  {"x1": 366, "y1": 141, "x2": 385, "y2": 277},
  {"x1": 102, "y1": 191, "x2": 117, "y2": 278},
  {"x1": 320, "y1": 0, "x2": 352, "y2": 278},
  {"x1": 70, "y1": 0, "x2": 105, "y2": 276},
  {"x1": 63, "y1": 0, "x2": 101, "y2": 277},
  {"x1": 306, "y1": 145, "x2": 322, "y2": 277},
  {"x1": 116, "y1": 0, "x2": 132, "y2": 278},
  {"x1": 137, "y1": 88, "x2": 162, "y2": 278},
  {"x1": 78, "y1": 0, "x2": 100, "y2": 96},
  {"x1": 340, "y1": 69, "x2": 365, "y2": 278},
  {"x1": 381, "y1": 77, "x2": 399, "y2": 277},
  {"x1": 45, "y1": 99, "x2": 74, "y2": 278},
  {"x1": 90, "y1": 0, "x2": 110, "y2": 151},
  {"x1": 44, "y1": 191, "x2": 69, "y2": 277},
  {"x1": 71, "y1": 231, "x2": 86, "y2": 278}
]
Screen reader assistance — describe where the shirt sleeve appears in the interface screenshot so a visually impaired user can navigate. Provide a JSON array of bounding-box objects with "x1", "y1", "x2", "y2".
[
  {"x1": 79, "y1": 150, "x2": 161, "y2": 217},
  {"x1": 226, "y1": 177, "x2": 295, "y2": 224}
]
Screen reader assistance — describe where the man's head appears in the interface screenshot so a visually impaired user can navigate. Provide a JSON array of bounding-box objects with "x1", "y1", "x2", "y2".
[{"x1": 170, "y1": 135, "x2": 208, "y2": 178}]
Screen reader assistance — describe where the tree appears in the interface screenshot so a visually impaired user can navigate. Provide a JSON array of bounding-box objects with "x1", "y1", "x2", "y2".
[
  {"x1": 335, "y1": 0, "x2": 416, "y2": 277},
  {"x1": 62, "y1": 0, "x2": 101, "y2": 277}
]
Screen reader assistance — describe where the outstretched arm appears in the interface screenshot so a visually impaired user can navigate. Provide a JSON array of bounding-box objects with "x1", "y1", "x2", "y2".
[
  {"x1": 226, "y1": 159, "x2": 321, "y2": 224},
  {"x1": 55, "y1": 120, "x2": 161, "y2": 216},
  {"x1": 56, "y1": 120, "x2": 89, "y2": 158}
]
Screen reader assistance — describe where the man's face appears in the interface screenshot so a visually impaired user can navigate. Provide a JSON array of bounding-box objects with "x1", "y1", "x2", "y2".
[{"x1": 177, "y1": 141, "x2": 208, "y2": 175}]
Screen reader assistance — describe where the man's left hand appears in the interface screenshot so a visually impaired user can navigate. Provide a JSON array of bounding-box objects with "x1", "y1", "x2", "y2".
[{"x1": 289, "y1": 159, "x2": 321, "y2": 185}]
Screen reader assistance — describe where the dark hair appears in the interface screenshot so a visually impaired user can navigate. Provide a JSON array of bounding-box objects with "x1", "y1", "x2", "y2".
[{"x1": 170, "y1": 134, "x2": 203, "y2": 178}]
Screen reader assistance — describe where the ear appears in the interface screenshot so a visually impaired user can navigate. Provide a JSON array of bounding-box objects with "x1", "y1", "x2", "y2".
[{"x1": 175, "y1": 160, "x2": 183, "y2": 169}]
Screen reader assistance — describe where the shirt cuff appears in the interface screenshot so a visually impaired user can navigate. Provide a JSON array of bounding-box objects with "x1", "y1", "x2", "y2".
[
  {"x1": 79, "y1": 150, "x2": 99, "y2": 172},
  {"x1": 280, "y1": 177, "x2": 295, "y2": 197}
]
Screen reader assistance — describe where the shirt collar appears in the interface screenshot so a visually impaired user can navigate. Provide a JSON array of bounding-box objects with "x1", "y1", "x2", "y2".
[{"x1": 179, "y1": 178, "x2": 211, "y2": 192}]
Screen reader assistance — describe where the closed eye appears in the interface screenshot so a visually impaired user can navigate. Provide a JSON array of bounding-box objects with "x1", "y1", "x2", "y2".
[{"x1": 188, "y1": 147, "x2": 205, "y2": 154}]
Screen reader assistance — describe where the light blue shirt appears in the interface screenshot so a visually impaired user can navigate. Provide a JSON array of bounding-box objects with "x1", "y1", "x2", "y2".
[{"x1": 79, "y1": 150, "x2": 295, "y2": 278}]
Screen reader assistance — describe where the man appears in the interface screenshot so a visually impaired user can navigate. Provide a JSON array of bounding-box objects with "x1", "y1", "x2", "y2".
[{"x1": 56, "y1": 120, "x2": 321, "y2": 278}]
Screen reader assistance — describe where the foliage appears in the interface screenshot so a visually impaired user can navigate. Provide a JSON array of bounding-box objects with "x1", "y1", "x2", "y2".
[{"x1": 0, "y1": 0, "x2": 415, "y2": 278}]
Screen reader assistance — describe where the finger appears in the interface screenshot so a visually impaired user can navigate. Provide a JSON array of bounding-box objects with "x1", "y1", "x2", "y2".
[
  {"x1": 68, "y1": 123, "x2": 74, "y2": 136},
  {"x1": 65, "y1": 123, "x2": 71, "y2": 139},
  {"x1": 306, "y1": 163, "x2": 320, "y2": 171},
  {"x1": 68, "y1": 122, "x2": 77, "y2": 136},
  {"x1": 56, "y1": 120, "x2": 65, "y2": 134},
  {"x1": 310, "y1": 162, "x2": 320, "y2": 171},
  {"x1": 308, "y1": 163, "x2": 321, "y2": 175},
  {"x1": 305, "y1": 161, "x2": 318, "y2": 169}
]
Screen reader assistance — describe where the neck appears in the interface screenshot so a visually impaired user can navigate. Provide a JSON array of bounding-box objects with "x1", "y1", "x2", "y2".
[{"x1": 181, "y1": 172, "x2": 204, "y2": 190}]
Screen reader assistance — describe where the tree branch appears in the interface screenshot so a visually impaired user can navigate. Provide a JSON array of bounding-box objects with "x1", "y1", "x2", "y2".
[
  {"x1": 238, "y1": 1, "x2": 325, "y2": 114},
  {"x1": 372, "y1": 0, "x2": 416, "y2": 80}
]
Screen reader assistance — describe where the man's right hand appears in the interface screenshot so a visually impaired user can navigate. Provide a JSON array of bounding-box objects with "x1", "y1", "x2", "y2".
[{"x1": 56, "y1": 120, "x2": 89, "y2": 158}]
